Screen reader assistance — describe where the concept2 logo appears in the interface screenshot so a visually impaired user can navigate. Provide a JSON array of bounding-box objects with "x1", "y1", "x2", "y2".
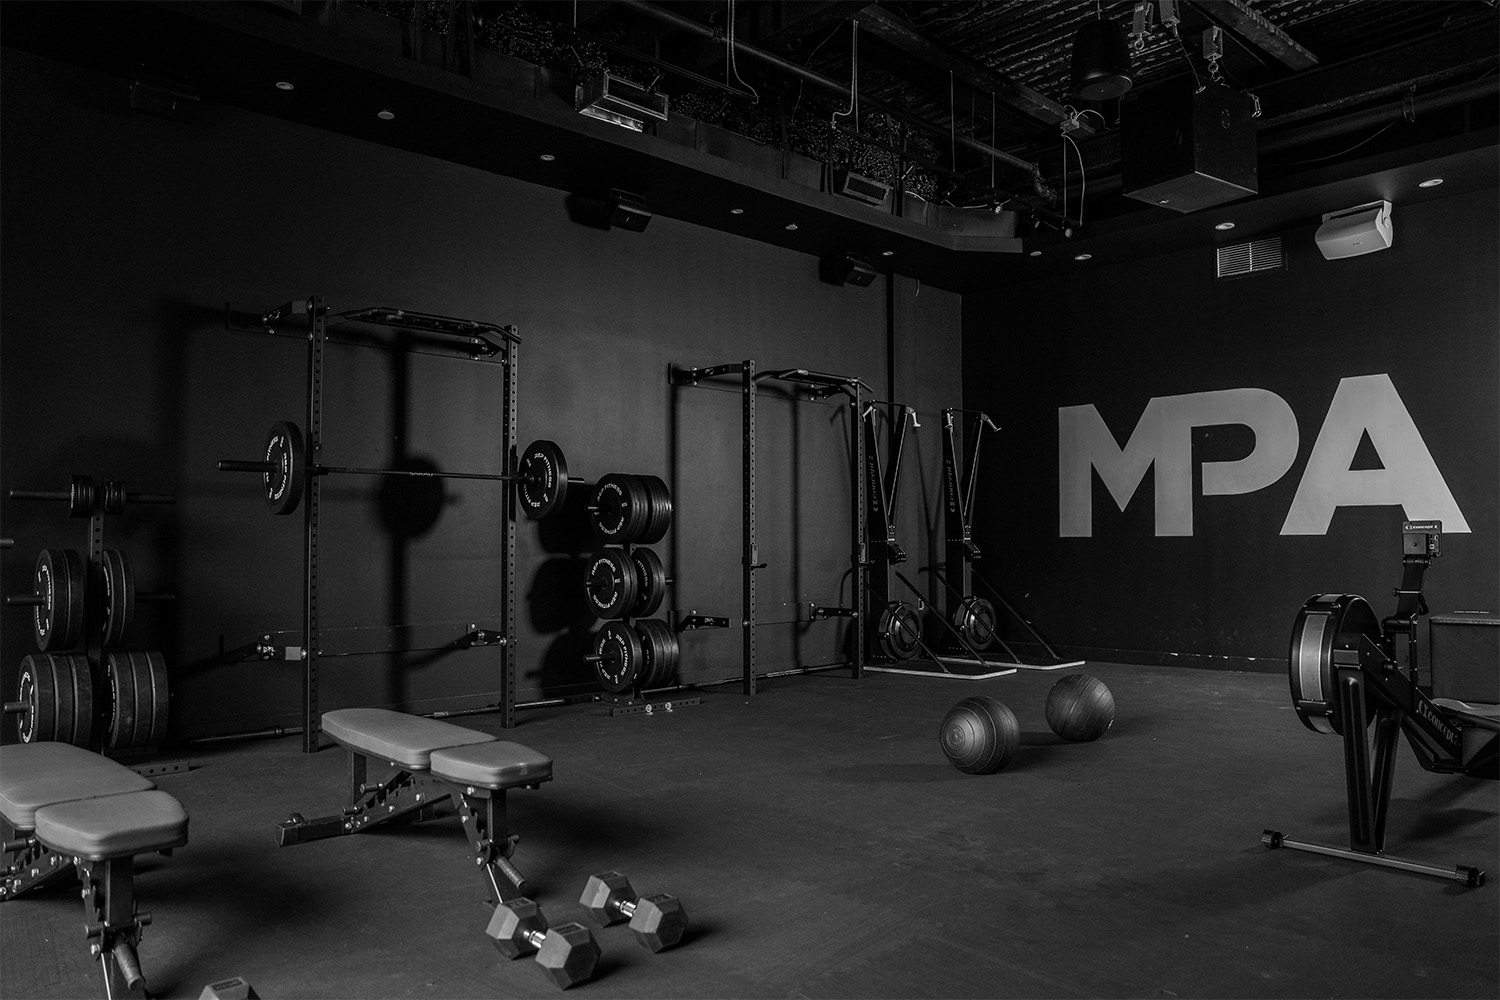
[{"x1": 1058, "y1": 374, "x2": 1470, "y2": 537}]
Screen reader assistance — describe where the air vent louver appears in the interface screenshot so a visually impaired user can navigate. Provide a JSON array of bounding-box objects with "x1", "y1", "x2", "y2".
[{"x1": 1216, "y1": 237, "x2": 1284, "y2": 278}]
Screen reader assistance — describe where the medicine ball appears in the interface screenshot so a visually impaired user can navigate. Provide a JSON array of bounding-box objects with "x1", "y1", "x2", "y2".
[
  {"x1": 939, "y1": 696, "x2": 1020, "y2": 774},
  {"x1": 1045, "y1": 674, "x2": 1115, "y2": 742}
]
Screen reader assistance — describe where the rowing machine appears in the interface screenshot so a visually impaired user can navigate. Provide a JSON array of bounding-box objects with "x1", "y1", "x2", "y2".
[{"x1": 1266, "y1": 520, "x2": 1497, "y2": 886}]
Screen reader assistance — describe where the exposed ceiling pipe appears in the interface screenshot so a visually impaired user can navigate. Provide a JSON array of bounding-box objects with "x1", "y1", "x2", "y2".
[
  {"x1": 1259, "y1": 75, "x2": 1498, "y2": 154},
  {"x1": 612, "y1": 0, "x2": 1044, "y2": 182}
]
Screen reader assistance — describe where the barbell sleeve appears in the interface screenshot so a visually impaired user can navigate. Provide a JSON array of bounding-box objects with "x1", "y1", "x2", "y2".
[
  {"x1": 6, "y1": 489, "x2": 70, "y2": 501},
  {"x1": 5, "y1": 594, "x2": 44, "y2": 606},
  {"x1": 219, "y1": 460, "x2": 274, "y2": 473}
]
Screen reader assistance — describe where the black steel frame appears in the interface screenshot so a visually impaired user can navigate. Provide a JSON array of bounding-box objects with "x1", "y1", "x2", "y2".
[
  {"x1": 670, "y1": 362, "x2": 868, "y2": 694},
  {"x1": 228, "y1": 297, "x2": 521, "y2": 751}
]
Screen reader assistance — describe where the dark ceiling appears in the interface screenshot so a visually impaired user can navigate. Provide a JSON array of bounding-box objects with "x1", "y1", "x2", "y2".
[{"x1": 2, "y1": 1, "x2": 1496, "y2": 290}]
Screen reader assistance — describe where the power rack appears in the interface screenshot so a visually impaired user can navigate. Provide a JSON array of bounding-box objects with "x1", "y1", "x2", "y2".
[
  {"x1": 670, "y1": 361, "x2": 869, "y2": 693},
  {"x1": 222, "y1": 297, "x2": 521, "y2": 751}
]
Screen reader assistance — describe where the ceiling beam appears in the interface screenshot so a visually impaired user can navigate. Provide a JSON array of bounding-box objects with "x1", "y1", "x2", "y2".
[
  {"x1": 854, "y1": 4, "x2": 1095, "y2": 138},
  {"x1": 1188, "y1": 0, "x2": 1318, "y2": 71}
]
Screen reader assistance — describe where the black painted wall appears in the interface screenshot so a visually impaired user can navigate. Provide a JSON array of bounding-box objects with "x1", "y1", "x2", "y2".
[
  {"x1": 0, "y1": 50, "x2": 961, "y2": 738},
  {"x1": 963, "y1": 189, "x2": 1499, "y2": 669}
]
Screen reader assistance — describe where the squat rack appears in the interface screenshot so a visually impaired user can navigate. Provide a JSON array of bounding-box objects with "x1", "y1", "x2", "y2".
[
  {"x1": 224, "y1": 297, "x2": 522, "y2": 751},
  {"x1": 670, "y1": 361, "x2": 869, "y2": 694}
]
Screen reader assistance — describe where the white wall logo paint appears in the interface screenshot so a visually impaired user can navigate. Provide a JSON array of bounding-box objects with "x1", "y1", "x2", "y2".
[{"x1": 1058, "y1": 374, "x2": 1470, "y2": 537}]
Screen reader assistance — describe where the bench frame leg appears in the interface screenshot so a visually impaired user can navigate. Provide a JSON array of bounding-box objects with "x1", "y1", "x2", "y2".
[
  {"x1": 2, "y1": 822, "x2": 77, "y2": 900},
  {"x1": 447, "y1": 784, "x2": 528, "y2": 903},
  {"x1": 80, "y1": 856, "x2": 151, "y2": 1000}
]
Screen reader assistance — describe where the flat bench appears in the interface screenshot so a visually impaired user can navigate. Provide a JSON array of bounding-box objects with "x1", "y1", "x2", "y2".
[
  {"x1": 1, "y1": 741, "x2": 189, "y2": 999},
  {"x1": 277, "y1": 709, "x2": 576, "y2": 979}
]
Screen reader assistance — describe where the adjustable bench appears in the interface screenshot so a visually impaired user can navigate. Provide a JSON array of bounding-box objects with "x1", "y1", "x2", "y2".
[
  {"x1": 276, "y1": 710, "x2": 592, "y2": 984},
  {"x1": 1, "y1": 741, "x2": 189, "y2": 999}
]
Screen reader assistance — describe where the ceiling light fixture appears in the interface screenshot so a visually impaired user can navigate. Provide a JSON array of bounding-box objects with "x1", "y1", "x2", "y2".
[
  {"x1": 539, "y1": 153, "x2": 555, "y2": 162},
  {"x1": 880, "y1": 250, "x2": 894, "y2": 257},
  {"x1": 1418, "y1": 177, "x2": 1444, "y2": 188},
  {"x1": 1215, "y1": 221, "x2": 1236, "y2": 231},
  {"x1": 730, "y1": 208, "x2": 744, "y2": 215},
  {"x1": 376, "y1": 108, "x2": 395, "y2": 121},
  {"x1": 275, "y1": 81, "x2": 295, "y2": 91},
  {"x1": 785, "y1": 223, "x2": 799, "y2": 231},
  {"x1": 1071, "y1": 16, "x2": 1134, "y2": 101},
  {"x1": 1029, "y1": 250, "x2": 1042, "y2": 257},
  {"x1": 1074, "y1": 253, "x2": 1092, "y2": 261}
]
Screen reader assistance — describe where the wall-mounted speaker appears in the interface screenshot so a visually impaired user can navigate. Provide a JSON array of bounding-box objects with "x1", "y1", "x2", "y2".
[{"x1": 1315, "y1": 201, "x2": 1393, "y2": 259}]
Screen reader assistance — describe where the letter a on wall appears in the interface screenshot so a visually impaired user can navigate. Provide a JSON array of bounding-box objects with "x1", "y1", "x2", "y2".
[{"x1": 1282, "y1": 374, "x2": 1470, "y2": 534}]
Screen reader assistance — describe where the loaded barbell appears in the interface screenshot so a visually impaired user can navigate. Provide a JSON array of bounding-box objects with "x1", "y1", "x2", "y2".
[
  {"x1": 6, "y1": 549, "x2": 174, "y2": 651},
  {"x1": 218, "y1": 422, "x2": 580, "y2": 519},
  {"x1": 584, "y1": 547, "x2": 669, "y2": 621},
  {"x1": 6, "y1": 475, "x2": 175, "y2": 517}
]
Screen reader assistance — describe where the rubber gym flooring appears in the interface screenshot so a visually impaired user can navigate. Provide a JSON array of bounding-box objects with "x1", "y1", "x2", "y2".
[{"x1": 2, "y1": 662, "x2": 1497, "y2": 999}]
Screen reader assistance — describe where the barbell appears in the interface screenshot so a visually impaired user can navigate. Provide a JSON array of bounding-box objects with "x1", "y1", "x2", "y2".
[{"x1": 218, "y1": 421, "x2": 579, "y2": 518}]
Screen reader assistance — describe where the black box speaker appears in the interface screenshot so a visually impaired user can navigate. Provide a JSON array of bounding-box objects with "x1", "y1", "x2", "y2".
[
  {"x1": 606, "y1": 189, "x2": 652, "y2": 231},
  {"x1": 1122, "y1": 80, "x2": 1257, "y2": 213},
  {"x1": 1429, "y1": 611, "x2": 1499, "y2": 703}
]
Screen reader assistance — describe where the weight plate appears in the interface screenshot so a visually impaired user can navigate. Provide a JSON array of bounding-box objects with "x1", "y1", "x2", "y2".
[
  {"x1": 517, "y1": 440, "x2": 569, "y2": 520},
  {"x1": 264, "y1": 420, "x2": 306, "y2": 516},
  {"x1": 952, "y1": 597, "x2": 997, "y2": 648},
  {"x1": 15, "y1": 652, "x2": 93, "y2": 746},
  {"x1": 592, "y1": 622, "x2": 643, "y2": 694},
  {"x1": 589, "y1": 474, "x2": 651, "y2": 544},
  {"x1": 1289, "y1": 593, "x2": 1382, "y2": 736},
  {"x1": 33, "y1": 549, "x2": 86, "y2": 651},
  {"x1": 585, "y1": 549, "x2": 638, "y2": 620},
  {"x1": 635, "y1": 618, "x2": 679, "y2": 689},
  {"x1": 878, "y1": 601, "x2": 923, "y2": 660},
  {"x1": 100, "y1": 549, "x2": 137, "y2": 649},
  {"x1": 106, "y1": 649, "x2": 170, "y2": 750},
  {"x1": 68, "y1": 475, "x2": 96, "y2": 518},
  {"x1": 629, "y1": 547, "x2": 667, "y2": 618},
  {"x1": 636, "y1": 475, "x2": 673, "y2": 545},
  {"x1": 101, "y1": 480, "x2": 127, "y2": 515}
]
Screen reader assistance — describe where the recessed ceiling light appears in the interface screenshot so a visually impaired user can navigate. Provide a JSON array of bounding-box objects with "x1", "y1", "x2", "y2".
[
  {"x1": 730, "y1": 208, "x2": 744, "y2": 215},
  {"x1": 376, "y1": 108, "x2": 396, "y2": 120},
  {"x1": 880, "y1": 250, "x2": 894, "y2": 257},
  {"x1": 539, "y1": 153, "x2": 555, "y2": 162},
  {"x1": 1074, "y1": 253, "x2": 1092, "y2": 261},
  {"x1": 1157, "y1": 198, "x2": 1170, "y2": 205},
  {"x1": 785, "y1": 223, "x2": 798, "y2": 231},
  {"x1": 1029, "y1": 250, "x2": 1042, "y2": 257},
  {"x1": 1214, "y1": 221, "x2": 1236, "y2": 231},
  {"x1": 275, "y1": 81, "x2": 295, "y2": 92},
  {"x1": 1418, "y1": 177, "x2": 1444, "y2": 188}
]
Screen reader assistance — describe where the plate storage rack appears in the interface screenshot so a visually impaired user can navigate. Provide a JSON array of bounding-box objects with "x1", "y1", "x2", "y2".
[{"x1": 5, "y1": 475, "x2": 178, "y2": 757}]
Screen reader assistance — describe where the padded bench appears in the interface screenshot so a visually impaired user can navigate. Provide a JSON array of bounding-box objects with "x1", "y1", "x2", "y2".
[
  {"x1": 278, "y1": 709, "x2": 556, "y2": 952},
  {"x1": 1, "y1": 742, "x2": 189, "y2": 1000}
]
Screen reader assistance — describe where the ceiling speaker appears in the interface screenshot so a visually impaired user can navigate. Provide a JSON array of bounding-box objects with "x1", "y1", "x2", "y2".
[
  {"x1": 1071, "y1": 20, "x2": 1133, "y2": 101},
  {"x1": 1122, "y1": 80, "x2": 1257, "y2": 213},
  {"x1": 1315, "y1": 201, "x2": 1393, "y2": 259}
]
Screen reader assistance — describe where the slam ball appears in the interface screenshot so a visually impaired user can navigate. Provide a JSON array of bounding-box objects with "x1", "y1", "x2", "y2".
[
  {"x1": 1045, "y1": 674, "x2": 1115, "y2": 741},
  {"x1": 940, "y1": 696, "x2": 1020, "y2": 774}
]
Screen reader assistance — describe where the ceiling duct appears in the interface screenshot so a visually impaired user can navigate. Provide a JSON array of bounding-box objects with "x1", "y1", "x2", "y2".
[{"x1": 576, "y1": 72, "x2": 668, "y2": 132}]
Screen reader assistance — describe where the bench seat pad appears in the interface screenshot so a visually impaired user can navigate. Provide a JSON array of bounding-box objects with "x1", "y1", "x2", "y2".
[
  {"x1": 0, "y1": 742, "x2": 156, "y2": 830},
  {"x1": 322, "y1": 708, "x2": 495, "y2": 770},
  {"x1": 430, "y1": 742, "x2": 553, "y2": 790},
  {"x1": 33, "y1": 789, "x2": 188, "y2": 860}
]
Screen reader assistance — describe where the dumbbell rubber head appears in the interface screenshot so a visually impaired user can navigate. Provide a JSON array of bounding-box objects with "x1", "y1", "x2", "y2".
[
  {"x1": 486, "y1": 897, "x2": 548, "y2": 959},
  {"x1": 628, "y1": 893, "x2": 688, "y2": 953},
  {"x1": 580, "y1": 871, "x2": 635, "y2": 925},
  {"x1": 536, "y1": 922, "x2": 600, "y2": 990}
]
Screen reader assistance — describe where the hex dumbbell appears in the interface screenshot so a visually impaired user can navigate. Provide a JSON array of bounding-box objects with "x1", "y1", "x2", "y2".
[
  {"x1": 485, "y1": 897, "x2": 600, "y2": 990},
  {"x1": 579, "y1": 871, "x2": 688, "y2": 953}
]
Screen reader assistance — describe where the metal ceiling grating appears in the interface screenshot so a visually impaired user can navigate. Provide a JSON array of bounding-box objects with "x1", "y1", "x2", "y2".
[{"x1": 1216, "y1": 237, "x2": 1285, "y2": 278}]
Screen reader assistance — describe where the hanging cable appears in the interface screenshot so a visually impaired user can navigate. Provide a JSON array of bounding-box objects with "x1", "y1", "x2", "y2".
[
  {"x1": 1064, "y1": 132, "x2": 1086, "y2": 226},
  {"x1": 949, "y1": 70, "x2": 956, "y2": 173},
  {"x1": 726, "y1": 0, "x2": 760, "y2": 104},
  {"x1": 1177, "y1": 28, "x2": 1204, "y2": 93},
  {"x1": 831, "y1": 19, "x2": 859, "y2": 128}
]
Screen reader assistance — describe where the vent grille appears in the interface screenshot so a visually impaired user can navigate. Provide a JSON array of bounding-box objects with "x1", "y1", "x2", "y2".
[{"x1": 1217, "y1": 237, "x2": 1284, "y2": 278}]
